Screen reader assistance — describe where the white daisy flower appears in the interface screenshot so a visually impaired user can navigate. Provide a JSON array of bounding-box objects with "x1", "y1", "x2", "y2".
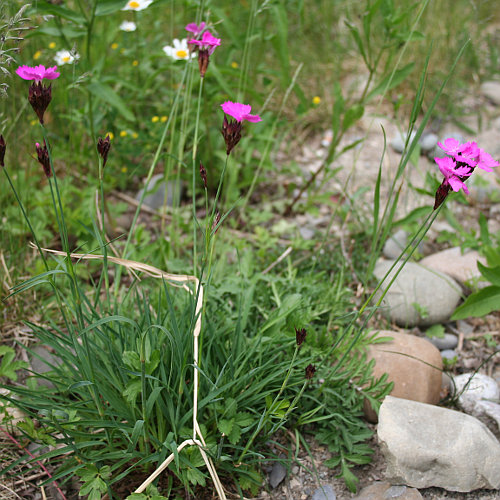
[
  {"x1": 120, "y1": 21, "x2": 137, "y2": 32},
  {"x1": 54, "y1": 49, "x2": 79, "y2": 65},
  {"x1": 162, "y1": 39, "x2": 195, "y2": 61},
  {"x1": 121, "y1": 0, "x2": 153, "y2": 11}
]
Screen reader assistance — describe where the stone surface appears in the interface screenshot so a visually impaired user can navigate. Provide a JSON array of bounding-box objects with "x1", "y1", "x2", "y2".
[
  {"x1": 378, "y1": 396, "x2": 500, "y2": 491},
  {"x1": 30, "y1": 344, "x2": 64, "y2": 388},
  {"x1": 353, "y1": 481, "x2": 422, "y2": 500},
  {"x1": 477, "y1": 400, "x2": 500, "y2": 430},
  {"x1": 373, "y1": 260, "x2": 462, "y2": 327},
  {"x1": 135, "y1": 174, "x2": 180, "y2": 209},
  {"x1": 481, "y1": 80, "x2": 500, "y2": 105},
  {"x1": 390, "y1": 131, "x2": 416, "y2": 154},
  {"x1": 426, "y1": 332, "x2": 458, "y2": 350},
  {"x1": 364, "y1": 331, "x2": 442, "y2": 423},
  {"x1": 383, "y1": 230, "x2": 408, "y2": 259},
  {"x1": 419, "y1": 132, "x2": 438, "y2": 153},
  {"x1": 268, "y1": 462, "x2": 287, "y2": 488},
  {"x1": 453, "y1": 372, "x2": 500, "y2": 414},
  {"x1": 441, "y1": 349, "x2": 458, "y2": 362},
  {"x1": 419, "y1": 247, "x2": 485, "y2": 287},
  {"x1": 311, "y1": 484, "x2": 336, "y2": 500}
]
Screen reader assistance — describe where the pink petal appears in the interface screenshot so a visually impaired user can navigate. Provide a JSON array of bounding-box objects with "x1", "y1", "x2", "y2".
[
  {"x1": 435, "y1": 156, "x2": 455, "y2": 177},
  {"x1": 243, "y1": 113, "x2": 261, "y2": 123},
  {"x1": 448, "y1": 176, "x2": 467, "y2": 193},
  {"x1": 437, "y1": 137, "x2": 461, "y2": 155}
]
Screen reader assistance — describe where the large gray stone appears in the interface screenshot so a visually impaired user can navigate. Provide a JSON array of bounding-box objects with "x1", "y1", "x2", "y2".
[
  {"x1": 378, "y1": 396, "x2": 500, "y2": 491},
  {"x1": 136, "y1": 174, "x2": 180, "y2": 209},
  {"x1": 373, "y1": 260, "x2": 462, "y2": 327},
  {"x1": 420, "y1": 247, "x2": 485, "y2": 287},
  {"x1": 353, "y1": 481, "x2": 422, "y2": 500},
  {"x1": 311, "y1": 484, "x2": 336, "y2": 500},
  {"x1": 453, "y1": 372, "x2": 499, "y2": 414}
]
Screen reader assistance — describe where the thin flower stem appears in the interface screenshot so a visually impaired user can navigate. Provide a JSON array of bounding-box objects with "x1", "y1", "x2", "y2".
[
  {"x1": 2, "y1": 168, "x2": 49, "y2": 271},
  {"x1": 98, "y1": 157, "x2": 111, "y2": 311},
  {"x1": 192, "y1": 78, "x2": 205, "y2": 276}
]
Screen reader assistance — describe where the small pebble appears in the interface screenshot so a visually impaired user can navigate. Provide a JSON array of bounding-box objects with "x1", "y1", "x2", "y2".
[
  {"x1": 419, "y1": 133, "x2": 438, "y2": 153},
  {"x1": 311, "y1": 484, "x2": 336, "y2": 500},
  {"x1": 268, "y1": 462, "x2": 287, "y2": 488},
  {"x1": 427, "y1": 333, "x2": 458, "y2": 351},
  {"x1": 441, "y1": 349, "x2": 458, "y2": 361},
  {"x1": 390, "y1": 131, "x2": 417, "y2": 154}
]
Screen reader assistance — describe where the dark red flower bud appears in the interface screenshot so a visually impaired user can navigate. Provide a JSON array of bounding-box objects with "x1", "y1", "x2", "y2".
[
  {"x1": 0, "y1": 135, "x2": 5, "y2": 167},
  {"x1": 295, "y1": 327, "x2": 307, "y2": 347},
  {"x1": 212, "y1": 211, "x2": 222, "y2": 234},
  {"x1": 199, "y1": 161, "x2": 207, "y2": 188},
  {"x1": 221, "y1": 116, "x2": 242, "y2": 155},
  {"x1": 97, "y1": 135, "x2": 111, "y2": 167},
  {"x1": 197, "y1": 49, "x2": 210, "y2": 78},
  {"x1": 35, "y1": 141, "x2": 51, "y2": 178},
  {"x1": 305, "y1": 364, "x2": 316, "y2": 380},
  {"x1": 433, "y1": 181, "x2": 451, "y2": 210},
  {"x1": 28, "y1": 82, "x2": 52, "y2": 124}
]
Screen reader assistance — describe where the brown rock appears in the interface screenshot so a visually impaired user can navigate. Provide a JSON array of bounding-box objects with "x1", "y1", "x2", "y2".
[
  {"x1": 364, "y1": 331, "x2": 442, "y2": 422},
  {"x1": 353, "y1": 481, "x2": 423, "y2": 500},
  {"x1": 419, "y1": 247, "x2": 485, "y2": 287}
]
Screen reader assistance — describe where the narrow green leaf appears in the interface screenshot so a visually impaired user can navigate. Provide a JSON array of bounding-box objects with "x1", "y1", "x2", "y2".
[{"x1": 477, "y1": 262, "x2": 500, "y2": 287}]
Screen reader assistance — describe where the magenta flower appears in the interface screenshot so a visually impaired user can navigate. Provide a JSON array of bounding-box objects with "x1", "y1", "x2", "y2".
[
  {"x1": 188, "y1": 30, "x2": 221, "y2": 77},
  {"x1": 221, "y1": 101, "x2": 262, "y2": 123},
  {"x1": 433, "y1": 137, "x2": 498, "y2": 209},
  {"x1": 185, "y1": 22, "x2": 206, "y2": 37},
  {"x1": 220, "y1": 101, "x2": 261, "y2": 155},
  {"x1": 435, "y1": 157, "x2": 470, "y2": 194},
  {"x1": 17, "y1": 65, "x2": 60, "y2": 124},
  {"x1": 188, "y1": 31, "x2": 221, "y2": 55},
  {"x1": 16, "y1": 65, "x2": 60, "y2": 81},
  {"x1": 477, "y1": 150, "x2": 500, "y2": 172}
]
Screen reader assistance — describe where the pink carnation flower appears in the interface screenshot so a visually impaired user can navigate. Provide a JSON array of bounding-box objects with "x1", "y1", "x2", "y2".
[
  {"x1": 16, "y1": 64, "x2": 60, "y2": 81},
  {"x1": 221, "y1": 101, "x2": 261, "y2": 123},
  {"x1": 188, "y1": 31, "x2": 221, "y2": 55},
  {"x1": 434, "y1": 157, "x2": 470, "y2": 194},
  {"x1": 477, "y1": 149, "x2": 500, "y2": 172},
  {"x1": 185, "y1": 22, "x2": 206, "y2": 37},
  {"x1": 437, "y1": 137, "x2": 462, "y2": 156}
]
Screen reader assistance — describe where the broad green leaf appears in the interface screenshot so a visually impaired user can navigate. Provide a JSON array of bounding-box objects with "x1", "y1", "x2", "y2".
[
  {"x1": 218, "y1": 418, "x2": 234, "y2": 436},
  {"x1": 477, "y1": 262, "x2": 500, "y2": 287},
  {"x1": 342, "y1": 105, "x2": 364, "y2": 131},
  {"x1": 123, "y1": 379, "x2": 142, "y2": 403},
  {"x1": 187, "y1": 467, "x2": 206, "y2": 487},
  {"x1": 228, "y1": 423, "x2": 242, "y2": 445},
  {"x1": 96, "y1": 0, "x2": 128, "y2": 16},
  {"x1": 451, "y1": 286, "x2": 500, "y2": 320},
  {"x1": 87, "y1": 81, "x2": 135, "y2": 122}
]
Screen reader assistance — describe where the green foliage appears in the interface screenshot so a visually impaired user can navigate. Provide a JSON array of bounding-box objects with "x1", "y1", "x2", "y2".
[
  {"x1": 126, "y1": 484, "x2": 169, "y2": 500},
  {"x1": 77, "y1": 464, "x2": 111, "y2": 500},
  {"x1": 0, "y1": 346, "x2": 28, "y2": 381}
]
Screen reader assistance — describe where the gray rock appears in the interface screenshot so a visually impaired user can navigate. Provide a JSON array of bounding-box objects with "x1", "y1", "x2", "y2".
[
  {"x1": 299, "y1": 226, "x2": 315, "y2": 240},
  {"x1": 419, "y1": 133, "x2": 438, "y2": 153},
  {"x1": 311, "y1": 484, "x2": 336, "y2": 500},
  {"x1": 419, "y1": 247, "x2": 485, "y2": 287},
  {"x1": 378, "y1": 396, "x2": 500, "y2": 491},
  {"x1": 481, "y1": 81, "x2": 500, "y2": 106},
  {"x1": 477, "y1": 400, "x2": 500, "y2": 429},
  {"x1": 441, "y1": 349, "x2": 458, "y2": 361},
  {"x1": 353, "y1": 481, "x2": 422, "y2": 499},
  {"x1": 268, "y1": 462, "x2": 287, "y2": 488},
  {"x1": 136, "y1": 174, "x2": 180, "y2": 209},
  {"x1": 391, "y1": 131, "x2": 417, "y2": 154},
  {"x1": 383, "y1": 230, "x2": 408, "y2": 259},
  {"x1": 30, "y1": 345, "x2": 63, "y2": 388},
  {"x1": 373, "y1": 260, "x2": 462, "y2": 327},
  {"x1": 453, "y1": 372, "x2": 499, "y2": 414},
  {"x1": 427, "y1": 333, "x2": 458, "y2": 350}
]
